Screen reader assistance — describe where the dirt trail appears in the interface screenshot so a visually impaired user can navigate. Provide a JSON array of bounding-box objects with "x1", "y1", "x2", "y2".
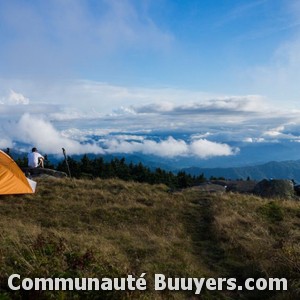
[{"x1": 183, "y1": 193, "x2": 225, "y2": 273}]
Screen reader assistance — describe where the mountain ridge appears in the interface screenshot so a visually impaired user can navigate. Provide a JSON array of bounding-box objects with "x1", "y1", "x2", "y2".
[
  {"x1": 5, "y1": 148, "x2": 300, "y2": 182},
  {"x1": 182, "y1": 159, "x2": 300, "y2": 182}
]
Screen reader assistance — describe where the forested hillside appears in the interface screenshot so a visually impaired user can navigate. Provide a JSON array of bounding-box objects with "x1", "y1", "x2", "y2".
[{"x1": 16, "y1": 154, "x2": 206, "y2": 188}]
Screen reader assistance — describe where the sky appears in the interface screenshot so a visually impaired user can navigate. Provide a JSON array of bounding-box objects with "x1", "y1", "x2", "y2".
[{"x1": 1, "y1": 0, "x2": 300, "y2": 160}]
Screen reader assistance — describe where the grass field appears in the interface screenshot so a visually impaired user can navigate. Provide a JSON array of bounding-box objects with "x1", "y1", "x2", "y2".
[{"x1": 0, "y1": 178, "x2": 299, "y2": 299}]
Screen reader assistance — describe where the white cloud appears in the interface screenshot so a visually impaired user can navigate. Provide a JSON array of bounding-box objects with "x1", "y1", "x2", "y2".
[
  {"x1": 129, "y1": 95, "x2": 269, "y2": 115},
  {"x1": 1, "y1": 113, "x2": 238, "y2": 159},
  {"x1": 240, "y1": 122, "x2": 300, "y2": 143},
  {"x1": 8, "y1": 89, "x2": 29, "y2": 105},
  {"x1": 63, "y1": 81, "x2": 220, "y2": 113},
  {"x1": 128, "y1": 101, "x2": 175, "y2": 114},
  {"x1": 261, "y1": 124, "x2": 300, "y2": 142},
  {"x1": 190, "y1": 139, "x2": 239, "y2": 158},
  {"x1": 1, "y1": 81, "x2": 300, "y2": 155},
  {"x1": 0, "y1": 79, "x2": 271, "y2": 118},
  {"x1": 191, "y1": 132, "x2": 211, "y2": 139},
  {"x1": 0, "y1": 86, "x2": 62, "y2": 117},
  {"x1": 49, "y1": 111, "x2": 91, "y2": 121},
  {"x1": 104, "y1": 136, "x2": 237, "y2": 158},
  {"x1": 0, "y1": 138, "x2": 13, "y2": 149},
  {"x1": 263, "y1": 125, "x2": 286, "y2": 137},
  {"x1": 110, "y1": 135, "x2": 146, "y2": 142},
  {"x1": 104, "y1": 136, "x2": 188, "y2": 157},
  {"x1": 7, "y1": 114, "x2": 104, "y2": 155},
  {"x1": 243, "y1": 137, "x2": 265, "y2": 143}
]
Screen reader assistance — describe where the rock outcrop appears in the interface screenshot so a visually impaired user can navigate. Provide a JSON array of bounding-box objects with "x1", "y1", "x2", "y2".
[
  {"x1": 22, "y1": 167, "x2": 67, "y2": 178},
  {"x1": 253, "y1": 179, "x2": 294, "y2": 199}
]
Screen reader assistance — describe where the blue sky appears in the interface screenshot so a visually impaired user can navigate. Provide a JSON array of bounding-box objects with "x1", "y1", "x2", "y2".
[
  {"x1": 1, "y1": 0, "x2": 299, "y2": 97},
  {"x1": 1, "y1": 0, "x2": 300, "y2": 159}
]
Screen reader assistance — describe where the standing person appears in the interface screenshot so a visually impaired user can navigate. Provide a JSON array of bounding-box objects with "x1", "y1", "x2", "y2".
[{"x1": 28, "y1": 147, "x2": 44, "y2": 168}]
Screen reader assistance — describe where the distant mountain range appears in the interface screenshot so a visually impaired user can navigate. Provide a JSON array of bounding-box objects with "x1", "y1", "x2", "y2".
[
  {"x1": 6, "y1": 148, "x2": 300, "y2": 183},
  {"x1": 182, "y1": 160, "x2": 300, "y2": 183}
]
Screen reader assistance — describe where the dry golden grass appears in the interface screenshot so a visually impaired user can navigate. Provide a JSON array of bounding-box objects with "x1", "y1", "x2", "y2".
[
  {"x1": 0, "y1": 178, "x2": 299, "y2": 299},
  {"x1": 213, "y1": 192, "x2": 300, "y2": 286}
]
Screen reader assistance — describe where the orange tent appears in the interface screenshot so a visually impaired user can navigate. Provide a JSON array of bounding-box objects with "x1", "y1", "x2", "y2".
[{"x1": 0, "y1": 150, "x2": 36, "y2": 195}]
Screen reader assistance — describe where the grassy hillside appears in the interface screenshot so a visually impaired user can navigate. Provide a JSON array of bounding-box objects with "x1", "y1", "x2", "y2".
[{"x1": 0, "y1": 178, "x2": 299, "y2": 299}]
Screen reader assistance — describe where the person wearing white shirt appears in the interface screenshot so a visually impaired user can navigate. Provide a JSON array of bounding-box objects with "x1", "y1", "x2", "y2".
[{"x1": 28, "y1": 147, "x2": 44, "y2": 168}]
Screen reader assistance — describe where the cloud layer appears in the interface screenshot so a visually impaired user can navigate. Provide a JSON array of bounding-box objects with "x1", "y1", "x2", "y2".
[
  {"x1": 1, "y1": 85, "x2": 300, "y2": 159},
  {"x1": 127, "y1": 95, "x2": 268, "y2": 115},
  {"x1": 104, "y1": 136, "x2": 238, "y2": 158},
  {"x1": 6, "y1": 114, "x2": 104, "y2": 155},
  {"x1": 0, "y1": 113, "x2": 238, "y2": 159}
]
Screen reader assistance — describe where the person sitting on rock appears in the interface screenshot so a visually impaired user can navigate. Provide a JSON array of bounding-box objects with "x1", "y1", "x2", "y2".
[{"x1": 28, "y1": 147, "x2": 44, "y2": 168}]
